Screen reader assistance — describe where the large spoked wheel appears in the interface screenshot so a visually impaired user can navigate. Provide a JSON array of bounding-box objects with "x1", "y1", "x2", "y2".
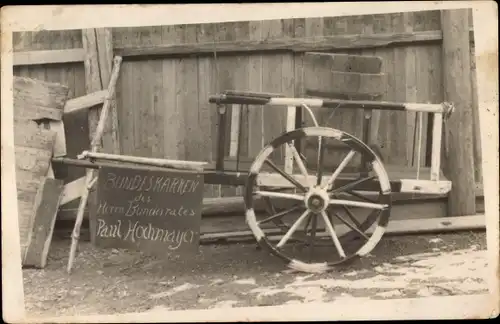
[{"x1": 245, "y1": 126, "x2": 392, "y2": 273}]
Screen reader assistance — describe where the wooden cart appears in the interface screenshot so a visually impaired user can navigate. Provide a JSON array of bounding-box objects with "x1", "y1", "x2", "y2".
[
  {"x1": 58, "y1": 53, "x2": 455, "y2": 274},
  {"x1": 202, "y1": 88, "x2": 454, "y2": 273}
]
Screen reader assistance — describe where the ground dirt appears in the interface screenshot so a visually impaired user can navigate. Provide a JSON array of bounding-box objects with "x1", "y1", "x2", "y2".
[{"x1": 23, "y1": 231, "x2": 488, "y2": 318}]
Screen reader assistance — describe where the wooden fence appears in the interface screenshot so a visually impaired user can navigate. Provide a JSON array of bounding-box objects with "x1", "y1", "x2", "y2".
[{"x1": 12, "y1": 9, "x2": 481, "y2": 216}]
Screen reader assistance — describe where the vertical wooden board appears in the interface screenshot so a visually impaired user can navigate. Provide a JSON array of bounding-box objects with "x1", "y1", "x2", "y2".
[
  {"x1": 197, "y1": 23, "x2": 220, "y2": 198},
  {"x1": 131, "y1": 26, "x2": 161, "y2": 159},
  {"x1": 132, "y1": 28, "x2": 153, "y2": 158},
  {"x1": 281, "y1": 19, "x2": 296, "y2": 100},
  {"x1": 173, "y1": 25, "x2": 190, "y2": 161},
  {"x1": 114, "y1": 58, "x2": 131, "y2": 155},
  {"x1": 116, "y1": 28, "x2": 138, "y2": 156},
  {"x1": 95, "y1": 28, "x2": 118, "y2": 155},
  {"x1": 301, "y1": 17, "x2": 324, "y2": 129},
  {"x1": 359, "y1": 16, "x2": 382, "y2": 150},
  {"x1": 414, "y1": 12, "x2": 441, "y2": 168},
  {"x1": 413, "y1": 11, "x2": 441, "y2": 168},
  {"x1": 182, "y1": 24, "x2": 202, "y2": 162},
  {"x1": 375, "y1": 13, "x2": 399, "y2": 166},
  {"x1": 161, "y1": 26, "x2": 183, "y2": 160},
  {"x1": 23, "y1": 178, "x2": 64, "y2": 268},
  {"x1": 372, "y1": 14, "x2": 397, "y2": 164},
  {"x1": 301, "y1": 13, "x2": 330, "y2": 168},
  {"x1": 341, "y1": 15, "x2": 373, "y2": 154},
  {"x1": 247, "y1": 21, "x2": 264, "y2": 158},
  {"x1": 261, "y1": 19, "x2": 286, "y2": 165},
  {"x1": 301, "y1": 17, "x2": 326, "y2": 169},
  {"x1": 388, "y1": 12, "x2": 410, "y2": 166},
  {"x1": 293, "y1": 18, "x2": 306, "y2": 162},
  {"x1": 470, "y1": 45, "x2": 482, "y2": 183},
  {"x1": 402, "y1": 12, "x2": 419, "y2": 168},
  {"x1": 293, "y1": 18, "x2": 305, "y2": 99},
  {"x1": 82, "y1": 28, "x2": 103, "y2": 147},
  {"x1": 213, "y1": 21, "x2": 250, "y2": 197},
  {"x1": 281, "y1": 18, "x2": 297, "y2": 174},
  {"x1": 148, "y1": 26, "x2": 166, "y2": 159}
]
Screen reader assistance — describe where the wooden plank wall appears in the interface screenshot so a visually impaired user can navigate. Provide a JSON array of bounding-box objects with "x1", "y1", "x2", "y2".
[{"x1": 12, "y1": 10, "x2": 481, "y2": 202}]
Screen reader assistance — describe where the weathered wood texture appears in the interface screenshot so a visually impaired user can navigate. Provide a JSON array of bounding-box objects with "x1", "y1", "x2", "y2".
[
  {"x1": 440, "y1": 9, "x2": 476, "y2": 216},
  {"x1": 23, "y1": 177, "x2": 64, "y2": 268},
  {"x1": 12, "y1": 10, "x2": 481, "y2": 209}
]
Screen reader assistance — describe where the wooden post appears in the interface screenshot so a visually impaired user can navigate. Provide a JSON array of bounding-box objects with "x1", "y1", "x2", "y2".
[
  {"x1": 440, "y1": 9, "x2": 476, "y2": 216},
  {"x1": 284, "y1": 106, "x2": 296, "y2": 175},
  {"x1": 67, "y1": 56, "x2": 123, "y2": 274}
]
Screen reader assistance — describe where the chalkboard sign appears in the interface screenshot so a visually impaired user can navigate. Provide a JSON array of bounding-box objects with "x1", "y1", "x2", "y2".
[{"x1": 90, "y1": 164, "x2": 204, "y2": 256}]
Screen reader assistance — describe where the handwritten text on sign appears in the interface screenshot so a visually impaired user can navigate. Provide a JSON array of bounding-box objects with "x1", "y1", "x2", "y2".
[{"x1": 91, "y1": 165, "x2": 203, "y2": 255}]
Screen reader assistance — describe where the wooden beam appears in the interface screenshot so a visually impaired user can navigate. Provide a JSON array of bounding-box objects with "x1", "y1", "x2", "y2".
[
  {"x1": 199, "y1": 214, "x2": 485, "y2": 244},
  {"x1": 13, "y1": 48, "x2": 85, "y2": 66},
  {"x1": 56, "y1": 180, "x2": 484, "y2": 222},
  {"x1": 114, "y1": 30, "x2": 475, "y2": 59},
  {"x1": 64, "y1": 90, "x2": 108, "y2": 114},
  {"x1": 60, "y1": 177, "x2": 86, "y2": 206},
  {"x1": 78, "y1": 150, "x2": 207, "y2": 172},
  {"x1": 441, "y1": 9, "x2": 476, "y2": 216}
]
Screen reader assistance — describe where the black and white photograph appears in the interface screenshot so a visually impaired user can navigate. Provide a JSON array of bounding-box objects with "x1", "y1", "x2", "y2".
[{"x1": 1, "y1": 2, "x2": 498, "y2": 322}]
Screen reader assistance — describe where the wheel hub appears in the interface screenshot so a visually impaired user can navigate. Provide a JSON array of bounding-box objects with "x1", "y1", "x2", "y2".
[{"x1": 304, "y1": 187, "x2": 330, "y2": 213}]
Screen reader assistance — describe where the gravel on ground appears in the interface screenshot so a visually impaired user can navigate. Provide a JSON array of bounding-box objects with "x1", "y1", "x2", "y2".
[{"x1": 23, "y1": 231, "x2": 488, "y2": 318}]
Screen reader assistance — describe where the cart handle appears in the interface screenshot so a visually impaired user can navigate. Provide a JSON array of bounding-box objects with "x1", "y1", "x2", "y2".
[{"x1": 209, "y1": 92, "x2": 454, "y2": 116}]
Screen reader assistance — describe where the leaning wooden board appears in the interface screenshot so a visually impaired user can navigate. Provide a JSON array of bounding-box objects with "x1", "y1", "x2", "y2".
[{"x1": 23, "y1": 177, "x2": 64, "y2": 268}]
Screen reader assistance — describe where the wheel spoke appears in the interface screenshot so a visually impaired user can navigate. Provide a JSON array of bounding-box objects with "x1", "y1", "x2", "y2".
[
  {"x1": 287, "y1": 143, "x2": 312, "y2": 187},
  {"x1": 262, "y1": 196, "x2": 277, "y2": 215},
  {"x1": 323, "y1": 150, "x2": 356, "y2": 190},
  {"x1": 329, "y1": 175, "x2": 377, "y2": 194},
  {"x1": 255, "y1": 191, "x2": 304, "y2": 201},
  {"x1": 331, "y1": 211, "x2": 370, "y2": 241},
  {"x1": 329, "y1": 199, "x2": 388, "y2": 210},
  {"x1": 320, "y1": 211, "x2": 346, "y2": 258},
  {"x1": 308, "y1": 213, "x2": 318, "y2": 261},
  {"x1": 344, "y1": 190, "x2": 379, "y2": 204},
  {"x1": 341, "y1": 205, "x2": 363, "y2": 228},
  {"x1": 258, "y1": 204, "x2": 302, "y2": 225},
  {"x1": 264, "y1": 159, "x2": 307, "y2": 192},
  {"x1": 316, "y1": 137, "x2": 325, "y2": 186},
  {"x1": 276, "y1": 210, "x2": 311, "y2": 248},
  {"x1": 303, "y1": 212, "x2": 313, "y2": 234}
]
